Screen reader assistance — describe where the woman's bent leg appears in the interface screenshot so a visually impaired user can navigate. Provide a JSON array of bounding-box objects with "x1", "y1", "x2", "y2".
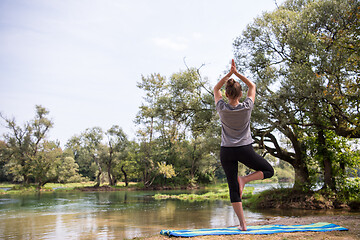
[
  {"x1": 236, "y1": 144, "x2": 273, "y2": 198},
  {"x1": 238, "y1": 171, "x2": 263, "y2": 198}
]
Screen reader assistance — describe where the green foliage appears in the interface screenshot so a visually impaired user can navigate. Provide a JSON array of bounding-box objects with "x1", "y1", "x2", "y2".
[
  {"x1": 30, "y1": 141, "x2": 62, "y2": 187},
  {"x1": 337, "y1": 177, "x2": 360, "y2": 202},
  {"x1": 65, "y1": 127, "x2": 104, "y2": 186},
  {"x1": 0, "y1": 106, "x2": 55, "y2": 186},
  {"x1": 233, "y1": 0, "x2": 360, "y2": 191},
  {"x1": 305, "y1": 129, "x2": 360, "y2": 190},
  {"x1": 57, "y1": 157, "x2": 84, "y2": 183},
  {"x1": 135, "y1": 68, "x2": 220, "y2": 187},
  {"x1": 0, "y1": 106, "x2": 84, "y2": 187},
  {"x1": 66, "y1": 135, "x2": 96, "y2": 180},
  {"x1": 103, "y1": 125, "x2": 129, "y2": 186},
  {"x1": 65, "y1": 126, "x2": 132, "y2": 187}
]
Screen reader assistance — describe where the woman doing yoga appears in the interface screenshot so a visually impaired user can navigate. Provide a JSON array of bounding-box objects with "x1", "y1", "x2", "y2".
[{"x1": 213, "y1": 59, "x2": 274, "y2": 231}]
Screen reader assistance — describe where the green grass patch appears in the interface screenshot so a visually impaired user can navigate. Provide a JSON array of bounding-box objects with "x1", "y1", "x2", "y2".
[
  {"x1": 2, "y1": 185, "x2": 41, "y2": 195},
  {"x1": 0, "y1": 183, "x2": 16, "y2": 188},
  {"x1": 0, "y1": 182, "x2": 99, "y2": 195},
  {"x1": 0, "y1": 181, "x2": 142, "y2": 195},
  {"x1": 45, "y1": 182, "x2": 96, "y2": 192},
  {"x1": 153, "y1": 187, "x2": 254, "y2": 201}
]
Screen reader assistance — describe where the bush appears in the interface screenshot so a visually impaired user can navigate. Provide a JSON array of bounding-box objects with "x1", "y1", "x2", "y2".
[{"x1": 337, "y1": 177, "x2": 360, "y2": 202}]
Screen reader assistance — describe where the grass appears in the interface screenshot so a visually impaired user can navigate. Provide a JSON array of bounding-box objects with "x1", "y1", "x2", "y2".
[
  {"x1": 0, "y1": 181, "x2": 138, "y2": 195},
  {"x1": 1, "y1": 184, "x2": 42, "y2": 195},
  {"x1": 153, "y1": 186, "x2": 254, "y2": 201},
  {"x1": 0, "y1": 183, "x2": 16, "y2": 188},
  {"x1": 46, "y1": 182, "x2": 96, "y2": 192}
]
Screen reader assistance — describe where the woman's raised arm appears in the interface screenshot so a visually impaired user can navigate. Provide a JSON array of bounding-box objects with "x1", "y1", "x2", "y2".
[
  {"x1": 232, "y1": 60, "x2": 256, "y2": 102},
  {"x1": 213, "y1": 70, "x2": 232, "y2": 104}
]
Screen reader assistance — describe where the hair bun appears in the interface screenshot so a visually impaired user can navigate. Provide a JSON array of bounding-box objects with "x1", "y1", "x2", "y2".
[
  {"x1": 225, "y1": 78, "x2": 242, "y2": 99},
  {"x1": 227, "y1": 78, "x2": 235, "y2": 87}
]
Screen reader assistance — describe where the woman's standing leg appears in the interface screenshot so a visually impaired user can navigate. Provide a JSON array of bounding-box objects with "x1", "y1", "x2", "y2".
[
  {"x1": 220, "y1": 147, "x2": 247, "y2": 230},
  {"x1": 232, "y1": 202, "x2": 247, "y2": 230}
]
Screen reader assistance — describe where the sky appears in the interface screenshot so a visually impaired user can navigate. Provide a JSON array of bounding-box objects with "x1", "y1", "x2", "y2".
[{"x1": 0, "y1": 0, "x2": 283, "y2": 146}]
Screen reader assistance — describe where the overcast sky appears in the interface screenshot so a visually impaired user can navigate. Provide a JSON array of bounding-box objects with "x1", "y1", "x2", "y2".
[{"x1": 0, "y1": 0, "x2": 283, "y2": 146}]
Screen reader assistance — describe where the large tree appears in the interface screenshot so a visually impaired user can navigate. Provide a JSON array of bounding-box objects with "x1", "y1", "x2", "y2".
[
  {"x1": 66, "y1": 127, "x2": 104, "y2": 187},
  {"x1": 0, "y1": 105, "x2": 54, "y2": 185},
  {"x1": 135, "y1": 68, "x2": 219, "y2": 187},
  {"x1": 103, "y1": 125, "x2": 128, "y2": 186},
  {"x1": 233, "y1": 0, "x2": 359, "y2": 189}
]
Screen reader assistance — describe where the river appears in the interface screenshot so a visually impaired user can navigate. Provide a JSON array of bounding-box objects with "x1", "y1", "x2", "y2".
[{"x1": 0, "y1": 183, "x2": 351, "y2": 239}]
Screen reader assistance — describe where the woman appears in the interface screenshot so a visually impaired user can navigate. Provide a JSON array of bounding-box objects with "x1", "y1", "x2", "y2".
[{"x1": 213, "y1": 59, "x2": 274, "y2": 231}]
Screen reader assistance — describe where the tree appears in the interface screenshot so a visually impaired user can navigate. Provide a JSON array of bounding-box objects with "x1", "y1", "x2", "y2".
[
  {"x1": 30, "y1": 141, "x2": 62, "y2": 188},
  {"x1": 66, "y1": 126, "x2": 131, "y2": 187},
  {"x1": 0, "y1": 140, "x2": 11, "y2": 181},
  {"x1": 66, "y1": 135, "x2": 96, "y2": 180},
  {"x1": 57, "y1": 156, "x2": 83, "y2": 183},
  {"x1": 103, "y1": 125, "x2": 128, "y2": 186},
  {"x1": 0, "y1": 105, "x2": 53, "y2": 185},
  {"x1": 233, "y1": 0, "x2": 359, "y2": 189},
  {"x1": 66, "y1": 127, "x2": 104, "y2": 187},
  {"x1": 135, "y1": 67, "x2": 220, "y2": 187},
  {"x1": 135, "y1": 73, "x2": 167, "y2": 187},
  {"x1": 111, "y1": 140, "x2": 139, "y2": 186}
]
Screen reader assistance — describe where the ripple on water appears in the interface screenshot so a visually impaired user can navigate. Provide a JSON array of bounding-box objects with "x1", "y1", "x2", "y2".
[{"x1": 0, "y1": 198, "x2": 20, "y2": 205}]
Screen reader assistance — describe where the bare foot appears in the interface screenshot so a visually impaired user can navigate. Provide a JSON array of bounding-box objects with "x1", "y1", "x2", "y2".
[
  {"x1": 238, "y1": 176, "x2": 245, "y2": 199},
  {"x1": 237, "y1": 225, "x2": 247, "y2": 231}
]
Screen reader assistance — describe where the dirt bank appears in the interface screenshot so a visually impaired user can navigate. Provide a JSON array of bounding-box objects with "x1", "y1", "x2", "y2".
[{"x1": 140, "y1": 214, "x2": 360, "y2": 240}]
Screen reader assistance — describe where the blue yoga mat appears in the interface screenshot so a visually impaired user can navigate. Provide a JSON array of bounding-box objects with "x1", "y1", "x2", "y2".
[{"x1": 160, "y1": 222, "x2": 348, "y2": 237}]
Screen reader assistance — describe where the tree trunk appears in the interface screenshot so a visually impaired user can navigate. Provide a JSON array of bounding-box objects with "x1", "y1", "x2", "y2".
[
  {"x1": 292, "y1": 160, "x2": 310, "y2": 189},
  {"x1": 23, "y1": 174, "x2": 29, "y2": 185},
  {"x1": 323, "y1": 157, "x2": 334, "y2": 189},
  {"x1": 107, "y1": 150, "x2": 114, "y2": 186},
  {"x1": 108, "y1": 166, "x2": 114, "y2": 186},
  {"x1": 93, "y1": 156, "x2": 102, "y2": 188},
  {"x1": 255, "y1": 130, "x2": 311, "y2": 188},
  {"x1": 94, "y1": 172, "x2": 101, "y2": 188},
  {"x1": 190, "y1": 141, "x2": 197, "y2": 179},
  {"x1": 121, "y1": 165, "x2": 128, "y2": 187},
  {"x1": 318, "y1": 130, "x2": 335, "y2": 190}
]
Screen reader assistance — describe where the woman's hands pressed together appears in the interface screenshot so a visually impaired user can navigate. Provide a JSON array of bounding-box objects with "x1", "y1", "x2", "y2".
[{"x1": 213, "y1": 59, "x2": 256, "y2": 104}]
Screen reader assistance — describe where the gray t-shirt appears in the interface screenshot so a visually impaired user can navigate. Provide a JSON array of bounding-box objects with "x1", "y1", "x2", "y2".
[{"x1": 216, "y1": 97, "x2": 254, "y2": 147}]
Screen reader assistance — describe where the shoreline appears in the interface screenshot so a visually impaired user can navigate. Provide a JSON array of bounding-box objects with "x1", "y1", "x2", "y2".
[
  {"x1": 2, "y1": 183, "x2": 359, "y2": 211},
  {"x1": 139, "y1": 214, "x2": 360, "y2": 240},
  {"x1": 1, "y1": 183, "x2": 359, "y2": 239}
]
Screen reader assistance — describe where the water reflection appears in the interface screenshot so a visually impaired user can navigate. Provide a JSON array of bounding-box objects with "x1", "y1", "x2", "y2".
[{"x1": 0, "y1": 188, "x2": 353, "y2": 239}]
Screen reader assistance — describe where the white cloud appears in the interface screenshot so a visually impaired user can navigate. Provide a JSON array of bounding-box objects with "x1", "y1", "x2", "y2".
[
  {"x1": 152, "y1": 37, "x2": 188, "y2": 51},
  {"x1": 192, "y1": 32, "x2": 202, "y2": 40}
]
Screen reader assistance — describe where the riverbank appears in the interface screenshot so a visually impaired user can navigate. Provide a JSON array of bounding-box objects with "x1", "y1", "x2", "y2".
[
  {"x1": 0, "y1": 182, "x2": 137, "y2": 195},
  {"x1": 2, "y1": 182, "x2": 359, "y2": 210},
  {"x1": 140, "y1": 214, "x2": 360, "y2": 240},
  {"x1": 247, "y1": 187, "x2": 360, "y2": 210}
]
